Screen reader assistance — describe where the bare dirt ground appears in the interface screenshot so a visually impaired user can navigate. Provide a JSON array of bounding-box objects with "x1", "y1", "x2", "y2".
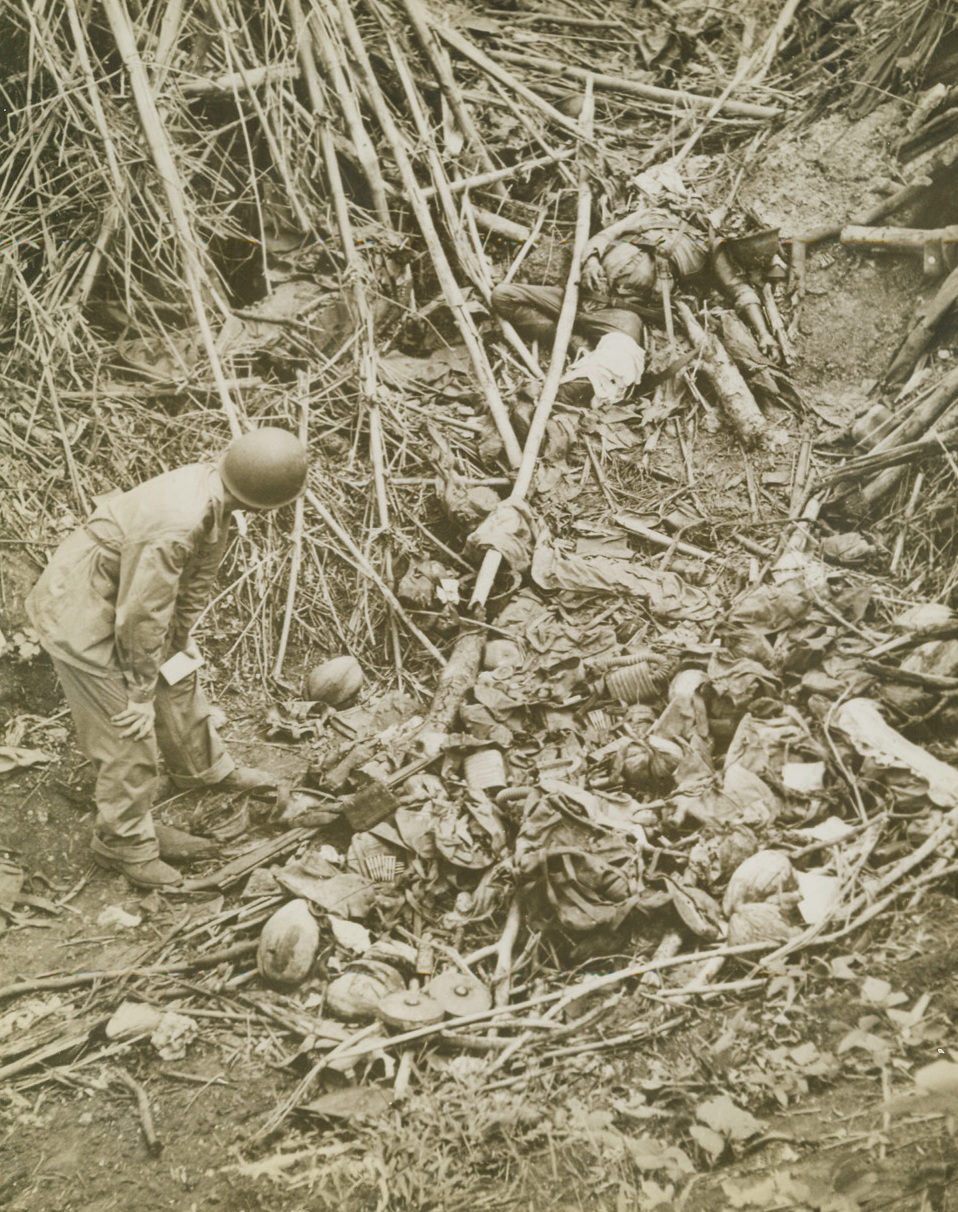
[{"x1": 4, "y1": 92, "x2": 958, "y2": 1212}]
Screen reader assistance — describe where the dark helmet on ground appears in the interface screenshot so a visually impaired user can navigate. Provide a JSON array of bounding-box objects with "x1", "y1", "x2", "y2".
[{"x1": 219, "y1": 427, "x2": 308, "y2": 509}]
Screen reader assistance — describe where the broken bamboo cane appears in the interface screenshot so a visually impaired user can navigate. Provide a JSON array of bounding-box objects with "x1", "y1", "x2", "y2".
[
  {"x1": 886, "y1": 260, "x2": 958, "y2": 384},
  {"x1": 399, "y1": 0, "x2": 506, "y2": 196},
  {"x1": 327, "y1": 0, "x2": 523, "y2": 467},
  {"x1": 675, "y1": 300, "x2": 767, "y2": 445},
  {"x1": 307, "y1": 0, "x2": 392, "y2": 227},
  {"x1": 306, "y1": 487, "x2": 445, "y2": 664},
  {"x1": 493, "y1": 49, "x2": 782, "y2": 119},
  {"x1": 420, "y1": 149, "x2": 573, "y2": 199},
  {"x1": 470, "y1": 78, "x2": 595, "y2": 609},
  {"x1": 101, "y1": 0, "x2": 242, "y2": 437},
  {"x1": 860, "y1": 362, "x2": 958, "y2": 507},
  {"x1": 436, "y1": 24, "x2": 585, "y2": 138},
  {"x1": 272, "y1": 378, "x2": 308, "y2": 680}
]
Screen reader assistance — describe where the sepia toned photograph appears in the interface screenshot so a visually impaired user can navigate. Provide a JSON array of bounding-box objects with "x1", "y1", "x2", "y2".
[{"x1": 2, "y1": 1, "x2": 958, "y2": 1208}]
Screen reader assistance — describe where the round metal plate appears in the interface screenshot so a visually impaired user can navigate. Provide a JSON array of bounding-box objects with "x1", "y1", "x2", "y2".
[
  {"x1": 377, "y1": 987, "x2": 445, "y2": 1030},
  {"x1": 424, "y1": 970, "x2": 493, "y2": 1017}
]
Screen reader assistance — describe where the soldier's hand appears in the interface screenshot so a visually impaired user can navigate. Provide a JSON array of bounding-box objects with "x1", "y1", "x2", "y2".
[
  {"x1": 581, "y1": 250, "x2": 606, "y2": 295},
  {"x1": 111, "y1": 699, "x2": 156, "y2": 740}
]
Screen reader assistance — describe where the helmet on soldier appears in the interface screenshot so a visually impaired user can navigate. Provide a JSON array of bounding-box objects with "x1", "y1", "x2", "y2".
[{"x1": 219, "y1": 428, "x2": 308, "y2": 509}]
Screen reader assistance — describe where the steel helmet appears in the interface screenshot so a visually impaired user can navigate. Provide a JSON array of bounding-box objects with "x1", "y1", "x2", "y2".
[{"x1": 219, "y1": 427, "x2": 308, "y2": 509}]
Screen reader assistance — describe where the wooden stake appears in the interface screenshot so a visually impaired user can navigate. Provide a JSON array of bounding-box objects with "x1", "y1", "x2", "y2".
[{"x1": 470, "y1": 78, "x2": 595, "y2": 609}]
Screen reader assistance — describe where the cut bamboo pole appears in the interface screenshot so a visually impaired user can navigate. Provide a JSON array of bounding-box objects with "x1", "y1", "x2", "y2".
[
  {"x1": 326, "y1": 0, "x2": 522, "y2": 467},
  {"x1": 306, "y1": 487, "x2": 444, "y2": 664},
  {"x1": 307, "y1": 0, "x2": 392, "y2": 227},
  {"x1": 676, "y1": 301, "x2": 767, "y2": 445},
  {"x1": 289, "y1": 0, "x2": 404, "y2": 676},
  {"x1": 470, "y1": 78, "x2": 595, "y2": 609},
  {"x1": 886, "y1": 261, "x2": 958, "y2": 384},
  {"x1": 436, "y1": 24, "x2": 586, "y2": 139},
  {"x1": 207, "y1": 0, "x2": 313, "y2": 234},
  {"x1": 493, "y1": 49, "x2": 783, "y2": 119},
  {"x1": 382, "y1": 21, "x2": 490, "y2": 297},
  {"x1": 420, "y1": 148, "x2": 574, "y2": 199},
  {"x1": 272, "y1": 378, "x2": 309, "y2": 680},
  {"x1": 101, "y1": 0, "x2": 242, "y2": 437},
  {"x1": 399, "y1": 0, "x2": 506, "y2": 196}
]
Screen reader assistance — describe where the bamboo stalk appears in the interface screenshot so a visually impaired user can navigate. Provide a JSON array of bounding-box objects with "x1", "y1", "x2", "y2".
[
  {"x1": 101, "y1": 0, "x2": 242, "y2": 437},
  {"x1": 326, "y1": 0, "x2": 522, "y2": 467},
  {"x1": 420, "y1": 148, "x2": 573, "y2": 199},
  {"x1": 492, "y1": 49, "x2": 783, "y2": 119},
  {"x1": 471, "y1": 80, "x2": 595, "y2": 609},
  {"x1": 306, "y1": 487, "x2": 444, "y2": 664},
  {"x1": 307, "y1": 0, "x2": 392, "y2": 226},
  {"x1": 207, "y1": 0, "x2": 313, "y2": 234},
  {"x1": 272, "y1": 379, "x2": 309, "y2": 680},
  {"x1": 288, "y1": 0, "x2": 404, "y2": 676},
  {"x1": 399, "y1": 0, "x2": 505, "y2": 196},
  {"x1": 179, "y1": 64, "x2": 300, "y2": 94},
  {"x1": 382, "y1": 20, "x2": 490, "y2": 297},
  {"x1": 436, "y1": 24, "x2": 585, "y2": 138}
]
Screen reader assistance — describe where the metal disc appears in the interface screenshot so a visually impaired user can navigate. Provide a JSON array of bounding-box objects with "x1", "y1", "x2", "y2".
[
  {"x1": 424, "y1": 970, "x2": 493, "y2": 1017},
  {"x1": 377, "y1": 987, "x2": 445, "y2": 1030}
]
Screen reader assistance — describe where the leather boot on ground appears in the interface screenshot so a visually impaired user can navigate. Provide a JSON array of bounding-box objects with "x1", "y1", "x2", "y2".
[
  {"x1": 154, "y1": 823, "x2": 219, "y2": 865},
  {"x1": 93, "y1": 852, "x2": 183, "y2": 889},
  {"x1": 215, "y1": 765, "x2": 278, "y2": 792}
]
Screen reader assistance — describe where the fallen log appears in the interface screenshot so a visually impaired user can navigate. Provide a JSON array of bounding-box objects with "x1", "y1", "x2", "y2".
[
  {"x1": 675, "y1": 301, "x2": 767, "y2": 445},
  {"x1": 886, "y1": 261, "x2": 958, "y2": 383}
]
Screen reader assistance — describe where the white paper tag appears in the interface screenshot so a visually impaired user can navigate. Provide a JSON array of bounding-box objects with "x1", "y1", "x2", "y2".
[{"x1": 158, "y1": 651, "x2": 204, "y2": 686}]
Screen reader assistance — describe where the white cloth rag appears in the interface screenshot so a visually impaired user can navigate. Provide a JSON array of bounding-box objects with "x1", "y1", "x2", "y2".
[{"x1": 561, "y1": 331, "x2": 645, "y2": 405}]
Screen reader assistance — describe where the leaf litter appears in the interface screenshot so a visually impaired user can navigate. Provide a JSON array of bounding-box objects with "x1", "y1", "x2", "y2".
[{"x1": 4, "y1": 0, "x2": 958, "y2": 1208}]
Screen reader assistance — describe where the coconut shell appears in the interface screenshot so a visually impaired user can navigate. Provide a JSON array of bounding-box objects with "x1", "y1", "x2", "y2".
[
  {"x1": 325, "y1": 961, "x2": 405, "y2": 1022},
  {"x1": 305, "y1": 655, "x2": 363, "y2": 706},
  {"x1": 722, "y1": 849, "x2": 795, "y2": 916},
  {"x1": 257, "y1": 898, "x2": 320, "y2": 988},
  {"x1": 727, "y1": 901, "x2": 796, "y2": 946}
]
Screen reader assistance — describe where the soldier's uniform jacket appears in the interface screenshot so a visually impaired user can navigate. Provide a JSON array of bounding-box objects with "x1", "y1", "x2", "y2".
[{"x1": 27, "y1": 464, "x2": 230, "y2": 703}]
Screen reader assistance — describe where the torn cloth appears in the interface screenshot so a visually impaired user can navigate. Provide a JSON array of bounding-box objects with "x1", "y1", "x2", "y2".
[{"x1": 466, "y1": 500, "x2": 536, "y2": 572}]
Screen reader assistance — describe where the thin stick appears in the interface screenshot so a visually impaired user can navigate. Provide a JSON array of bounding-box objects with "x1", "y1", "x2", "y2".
[
  {"x1": 101, "y1": 0, "x2": 242, "y2": 438},
  {"x1": 492, "y1": 49, "x2": 783, "y2": 119},
  {"x1": 272, "y1": 377, "x2": 309, "y2": 680},
  {"x1": 471, "y1": 80, "x2": 595, "y2": 608},
  {"x1": 326, "y1": 0, "x2": 522, "y2": 467},
  {"x1": 114, "y1": 1067, "x2": 163, "y2": 1156},
  {"x1": 421, "y1": 149, "x2": 574, "y2": 200}
]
